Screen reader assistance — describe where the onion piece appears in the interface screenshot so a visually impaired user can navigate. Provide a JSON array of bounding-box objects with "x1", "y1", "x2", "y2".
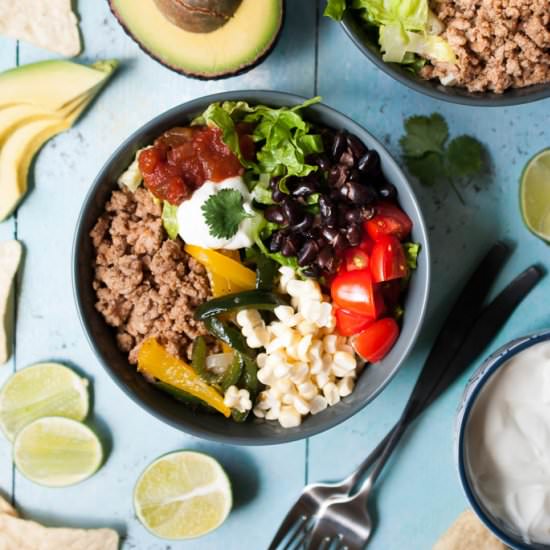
[{"x1": 206, "y1": 352, "x2": 235, "y2": 375}]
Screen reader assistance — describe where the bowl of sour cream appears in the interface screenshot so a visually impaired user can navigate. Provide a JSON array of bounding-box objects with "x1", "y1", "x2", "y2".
[{"x1": 457, "y1": 329, "x2": 550, "y2": 549}]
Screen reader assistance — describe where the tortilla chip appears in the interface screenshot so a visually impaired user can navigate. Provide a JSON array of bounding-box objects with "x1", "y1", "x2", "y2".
[
  {"x1": 0, "y1": 240, "x2": 22, "y2": 366},
  {"x1": 0, "y1": 0, "x2": 81, "y2": 57},
  {"x1": 433, "y1": 510, "x2": 507, "y2": 550},
  {"x1": 0, "y1": 514, "x2": 119, "y2": 550}
]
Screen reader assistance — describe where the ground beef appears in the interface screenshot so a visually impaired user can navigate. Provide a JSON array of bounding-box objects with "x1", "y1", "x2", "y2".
[
  {"x1": 422, "y1": 0, "x2": 550, "y2": 93},
  {"x1": 90, "y1": 186, "x2": 214, "y2": 364}
]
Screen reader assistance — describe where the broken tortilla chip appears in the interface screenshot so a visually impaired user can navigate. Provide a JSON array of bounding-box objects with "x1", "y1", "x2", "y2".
[
  {"x1": 0, "y1": 495, "x2": 119, "y2": 550},
  {"x1": 433, "y1": 510, "x2": 507, "y2": 550},
  {"x1": 0, "y1": 241, "x2": 22, "y2": 366},
  {"x1": 0, "y1": 0, "x2": 81, "y2": 57}
]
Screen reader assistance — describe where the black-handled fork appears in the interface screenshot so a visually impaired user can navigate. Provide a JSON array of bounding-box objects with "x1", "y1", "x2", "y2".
[{"x1": 268, "y1": 242, "x2": 544, "y2": 550}]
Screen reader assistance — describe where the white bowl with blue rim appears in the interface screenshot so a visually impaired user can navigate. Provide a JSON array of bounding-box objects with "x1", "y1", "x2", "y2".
[{"x1": 456, "y1": 328, "x2": 550, "y2": 550}]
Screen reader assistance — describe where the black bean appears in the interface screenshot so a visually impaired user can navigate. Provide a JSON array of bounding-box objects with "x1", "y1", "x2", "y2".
[
  {"x1": 321, "y1": 226, "x2": 339, "y2": 243},
  {"x1": 292, "y1": 213, "x2": 314, "y2": 232},
  {"x1": 329, "y1": 165, "x2": 348, "y2": 187},
  {"x1": 331, "y1": 130, "x2": 346, "y2": 160},
  {"x1": 272, "y1": 185, "x2": 287, "y2": 203},
  {"x1": 361, "y1": 206, "x2": 376, "y2": 220},
  {"x1": 316, "y1": 235, "x2": 327, "y2": 249},
  {"x1": 269, "y1": 176, "x2": 281, "y2": 190},
  {"x1": 348, "y1": 168, "x2": 361, "y2": 182},
  {"x1": 292, "y1": 181, "x2": 318, "y2": 197},
  {"x1": 345, "y1": 208, "x2": 363, "y2": 224},
  {"x1": 377, "y1": 181, "x2": 398, "y2": 201},
  {"x1": 282, "y1": 199, "x2": 303, "y2": 226},
  {"x1": 358, "y1": 150, "x2": 381, "y2": 175},
  {"x1": 342, "y1": 182, "x2": 378, "y2": 205},
  {"x1": 265, "y1": 206, "x2": 286, "y2": 225},
  {"x1": 308, "y1": 153, "x2": 331, "y2": 172},
  {"x1": 346, "y1": 134, "x2": 368, "y2": 159},
  {"x1": 269, "y1": 231, "x2": 285, "y2": 253},
  {"x1": 339, "y1": 151, "x2": 355, "y2": 167},
  {"x1": 317, "y1": 245, "x2": 334, "y2": 269},
  {"x1": 302, "y1": 264, "x2": 321, "y2": 278},
  {"x1": 297, "y1": 240, "x2": 319, "y2": 267},
  {"x1": 319, "y1": 197, "x2": 338, "y2": 228},
  {"x1": 281, "y1": 234, "x2": 301, "y2": 257},
  {"x1": 346, "y1": 224, "x2": 362, "y2": 247},
  {"x1": 332, "y1": 232, "x2": 348, "y2": 253}
]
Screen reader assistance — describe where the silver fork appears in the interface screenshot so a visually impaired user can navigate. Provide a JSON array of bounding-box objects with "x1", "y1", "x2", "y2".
[{"x1": 303, "y1": 264, "x2": 542, "y2": 550}]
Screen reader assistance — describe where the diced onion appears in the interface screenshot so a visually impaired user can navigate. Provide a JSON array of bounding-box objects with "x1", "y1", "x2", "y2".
[{"x1": 206, "y1": 353, "x2": 235, "y2": 375}]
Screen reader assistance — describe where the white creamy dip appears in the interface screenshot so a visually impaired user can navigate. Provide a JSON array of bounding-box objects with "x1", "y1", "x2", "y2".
[
  {"x1": 177, "y1": 176, "x2": 255, "y2": 250},
  {"x1": 466, "y1": 340, "x2": 550, "y2": 544}
]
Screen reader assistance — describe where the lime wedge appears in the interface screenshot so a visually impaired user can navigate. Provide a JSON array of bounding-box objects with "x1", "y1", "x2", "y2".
[
  {"x1": 134, "y1": 451, "x2": 232, "y2": 540},
  {"x1": 13, "y1": 417, "x2": 102, "y2": 487},
  {"x1": 520, "y1": 147, "x2": 550, "y2": 243},
  {"x1": 0, "y1": 362, "x2": 89, "y2": 441}
]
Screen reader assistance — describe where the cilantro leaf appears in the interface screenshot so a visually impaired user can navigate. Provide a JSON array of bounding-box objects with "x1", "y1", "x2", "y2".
[
  {"x1": 405, "y1": 152, "x2": 446, "y2": 186},
  {"x1": 400, "y1": 114, "x2": 448, "y2": 157},
  {"x1": 446, "y1": 135, "x2": 484, "y2": 178},
  {"x1": 202, "y1": 189, "x2": 250, "y2": 239}
]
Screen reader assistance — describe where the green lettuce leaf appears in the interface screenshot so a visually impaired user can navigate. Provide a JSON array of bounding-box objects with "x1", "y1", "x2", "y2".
[
  {"x1": 252, "y1": 218, "x2": 300, "y2": 271},
  {"x1": 162, "y1": 201, "x2": 179, "y2": 240},
  {"x1": 324, "y1": 0, "x2": 347, "y2": 20},
  {"x1": 403, "y1": 242, "x2": 421, "y2": 269}
]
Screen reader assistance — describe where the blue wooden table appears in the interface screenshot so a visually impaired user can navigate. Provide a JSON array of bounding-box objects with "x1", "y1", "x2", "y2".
[{"x1": 0, "y1": 2, "x2": 549, "y2": 549}]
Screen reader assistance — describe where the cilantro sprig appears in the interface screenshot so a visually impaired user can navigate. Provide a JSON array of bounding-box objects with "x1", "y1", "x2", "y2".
[
  {"x1": 202, "y1": 189, "x2": 252, "y2": 240},
  {"x1": 400, "y1": 114, "x2": 487, "y2": 203}
]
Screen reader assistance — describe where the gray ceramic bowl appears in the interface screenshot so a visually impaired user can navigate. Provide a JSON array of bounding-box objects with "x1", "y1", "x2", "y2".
[
  {"x1": 456, "y1": 329, "x2": 550, "y2": 549},
  {"x1": 73, "y1": 90, "x2": 430, "y2": 445},
  {"x1": 342, "y1": 13, "x2": 550, "y2": 107}
]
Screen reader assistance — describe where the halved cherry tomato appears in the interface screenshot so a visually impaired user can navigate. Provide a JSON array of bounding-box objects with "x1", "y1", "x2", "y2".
[
  {"x1": 358, "y1": 235, "x2": 374, "y2": 254},
  {"x1": 344, "y1": 247, "x2": 370, "y2": 272},
  {"x1": 335, "y1": 307, "x2": 374, "y2": 337},
  {"x1": 379, "y1": 280, "x2": 402, "y2": 309},
  {"x1": 370, "y1": 235, "x2": 409, "y2": 283},
  {"x1": 364, "y1": 202, "x2": 413, "y2": 242},
  {"x1": 330, "y1": 269, "x2": 384, "y2": 319},
  {"x1": 353, "y1": 318, "x2": 400, "y2": 363}
]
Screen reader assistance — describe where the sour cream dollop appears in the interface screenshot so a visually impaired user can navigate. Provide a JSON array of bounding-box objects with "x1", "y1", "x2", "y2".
[
  {"x1": 177, "y1": 176, "x2": 255, "y2": 250},
  {"x1": 466, "y1": 340, "x2": 550, "y2": 544}
]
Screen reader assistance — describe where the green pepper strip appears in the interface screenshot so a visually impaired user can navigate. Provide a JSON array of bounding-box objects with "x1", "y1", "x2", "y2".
[
  {"x1": 231, "y1": 353, "x2": 261, "y2": 423},
  {"x1": 195, "y1": 290, "x2": 287, "y2": 321},
  {"x1": 191, "y1": 336, "x2": 220, "y2": 384},
  {"x1": 220, "y1": 353, "x2": 243, "y2": 392},
  {"x1": 255, "y1": 255, "x2": 278, "y2": 290},
  {"x1": 204, "y1": 317, "x2": 256, "y2": 359},
  {"x1": 155, "y1": 381, "x2": 216, "y2": 413}
]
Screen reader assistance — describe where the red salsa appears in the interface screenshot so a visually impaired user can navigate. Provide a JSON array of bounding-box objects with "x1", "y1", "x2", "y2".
[{"x1": 138, "y1": 125, "x2": 254, "y2": 206}]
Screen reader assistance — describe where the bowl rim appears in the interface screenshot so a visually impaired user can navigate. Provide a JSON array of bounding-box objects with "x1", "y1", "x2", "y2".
[
  {"x1": 456, "y1": 328, "x2": 550, "y2": 550},
  {"x1": 72, "y1": 90, "x2": 431, "y2": 445},
  {"x1": 340, "y1": 17, "x2": 550, "y2": 107}
]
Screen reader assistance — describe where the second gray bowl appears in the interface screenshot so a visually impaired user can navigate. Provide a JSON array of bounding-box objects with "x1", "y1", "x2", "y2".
[{"x1": 73, "y1": 90, "x2": 431, "y2": 445}]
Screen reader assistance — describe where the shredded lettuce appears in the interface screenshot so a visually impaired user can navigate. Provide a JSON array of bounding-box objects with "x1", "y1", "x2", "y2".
[
  {"x1": 193, "y1": 98, "x2": 324, "y2": 189},
  {"x1": 325, "y1": 0, "x2": 455, "y2": 66},
  {"x1": 162, "y1": 202, "x2": 179, "y2": 240}
]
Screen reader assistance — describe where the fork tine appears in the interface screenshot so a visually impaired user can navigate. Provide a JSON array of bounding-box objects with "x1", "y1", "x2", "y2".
[
  {"x1": 284, "y1": 517, "x2": 313, "y2": 550},
  {"x1": 268, "y1": 508, "x2": 307, "y2": 550}
]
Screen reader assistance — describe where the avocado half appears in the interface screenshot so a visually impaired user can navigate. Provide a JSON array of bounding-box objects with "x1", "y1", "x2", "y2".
[{"x1": 109, "y1": 0, "x2": 284, "y2": 79}]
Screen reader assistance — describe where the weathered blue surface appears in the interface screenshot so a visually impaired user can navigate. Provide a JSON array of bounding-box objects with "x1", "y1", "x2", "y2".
[{"x1": 0, "y1": 2, "x2": 548, "y2": 549}]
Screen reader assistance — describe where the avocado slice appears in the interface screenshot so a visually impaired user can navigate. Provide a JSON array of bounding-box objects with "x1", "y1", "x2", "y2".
[
  {"x1": 0, "y1": 91, "x2": 96, "y2": 222},
  {"x1": 0, "y1": 59, "x2": 118, "y2": 111},
  {"x1": 109, "y1": 0, "x2": 283, "y2": 79}
]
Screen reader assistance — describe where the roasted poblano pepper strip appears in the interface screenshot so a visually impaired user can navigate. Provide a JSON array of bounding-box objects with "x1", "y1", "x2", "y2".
[
  {"x1": 255, "y1": 255, "x2": 278, "y2": 290},
  {"x1": 195, "y1": 290, "x2": 287, "y2": 321},
  {"x1": 191, "y1": 336, "x2": 220, "y2": 384},
  {"x1": 204, "y1": 317, "x2": 255, "y2": 358},
  {"x1": 155, "y1": 381, "x2": 216, "y2": 413},
  {"x1": 231, "y1": 353, "x2": 261, "y2": 423},
  {"x1": 220, "y1": 353, "x2": 243, "y2": 392}
]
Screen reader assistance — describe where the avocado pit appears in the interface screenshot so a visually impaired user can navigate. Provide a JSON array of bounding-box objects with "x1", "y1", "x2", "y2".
[{"x1": 153, "y1": 0, "x2": 242, "y2": 33}]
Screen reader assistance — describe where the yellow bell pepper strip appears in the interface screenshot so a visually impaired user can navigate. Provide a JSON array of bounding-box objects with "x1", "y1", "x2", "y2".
[
  {"x1": 137, "y1": 338, "x2": 230, "y2": 417},
  {"x1": 185, "y1": 245, "x2": 256, "y2": 290}
]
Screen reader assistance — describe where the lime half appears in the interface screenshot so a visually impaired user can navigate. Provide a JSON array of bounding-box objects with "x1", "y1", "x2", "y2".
[
  {"x1": 134, "y1": 451, "x2": 232, "y2": 540},
  {"x1": 520, "y1": 147, "x2": 550, "y2": 243},
  {"x1": 13, "y1": 417, "x2": 102, "y2": 487},
  {"x1": 0, "y1": 362, "x2": 89, "y2": 441}
]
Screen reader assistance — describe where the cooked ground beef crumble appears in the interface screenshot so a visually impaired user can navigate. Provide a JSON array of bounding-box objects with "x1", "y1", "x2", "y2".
[
  {"x1": 422, "y1": 0, "x2": 550, "y2": 93},
  {"x1": 90, "y1": 186, "x2": 214, "y2": 364}
]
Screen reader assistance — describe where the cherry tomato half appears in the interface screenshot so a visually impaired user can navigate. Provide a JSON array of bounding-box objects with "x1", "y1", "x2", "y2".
[
  {"x1": 353, "y1": 318, "x2": 400, "y2": 363},
  {"x1": 335, "y1": 307, "x2": 374, "y2": 337},
  {"x1": 370, "y1": 235, "x2": 409, "y2": 283},
  {"x1": 344, "y1": 247, "x2": 370, "y2": 272},
  {"x1": 330, "y1": 269, "x2": 384, "y2": 319},
  {"x1": 364, "y1": 202, "x2": 413, "y2": 242}
]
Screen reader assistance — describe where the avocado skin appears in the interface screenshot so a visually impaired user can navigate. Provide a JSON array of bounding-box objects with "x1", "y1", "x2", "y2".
[
  {"x1": 153, "y1": 0, "x2": 243, "y2": 33},
  {"x1": 108, "y1": 0, "x2": 285, "y2": 80}
]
